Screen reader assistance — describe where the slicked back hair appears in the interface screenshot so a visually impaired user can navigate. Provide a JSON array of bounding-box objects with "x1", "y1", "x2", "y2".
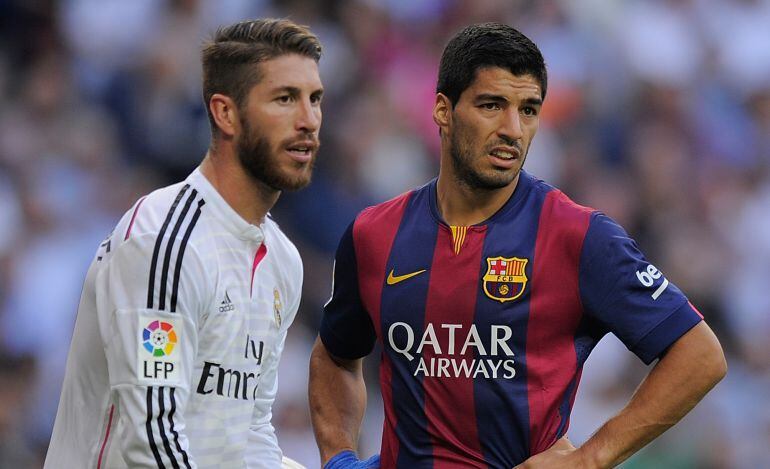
[
  {"x1": 202, "y1": 18, "x2": 322, "y2": 133},
  {"x1": 437, "y1": 23, "x2": 547, "y2": 107}
]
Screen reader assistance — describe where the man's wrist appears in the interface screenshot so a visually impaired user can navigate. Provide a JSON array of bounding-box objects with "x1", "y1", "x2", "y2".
[
  {"x1": 324, "y1": 450, "x2": 356, "y2": 469},
  {"x1": 574, "y1": 442, "x2": 607, "y2": 469},
  {"x1": 324, "y1": 449, "x2": 379, "y2": 469},
  {"x1": 322, "y1": 447, "x2": 355, "y2": 462}
]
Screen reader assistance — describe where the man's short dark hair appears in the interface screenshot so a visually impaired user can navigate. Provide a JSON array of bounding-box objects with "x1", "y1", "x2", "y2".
[
  {"x1": 202, "y1": 18, "x2": 322, "y2": 132},
  {"x1": 437, "y1": 23, "x2": 547, "y2": 107}
]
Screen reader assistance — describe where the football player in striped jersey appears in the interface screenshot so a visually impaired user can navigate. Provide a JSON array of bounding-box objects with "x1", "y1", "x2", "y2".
[{"x1": 309, "y1": 22, "x2": 726, "y2": 469}]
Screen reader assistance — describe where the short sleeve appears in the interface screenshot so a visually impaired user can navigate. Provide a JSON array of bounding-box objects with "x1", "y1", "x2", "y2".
[
  {"x1": 579, "y1": 213, "x2": 702, "y2": 364},
  {"x1": 320, "y1": 221, "x2": 377, "y2": 359}
]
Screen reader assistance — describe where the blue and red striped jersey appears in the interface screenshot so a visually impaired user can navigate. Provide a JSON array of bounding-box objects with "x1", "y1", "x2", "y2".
[{"x1": 320, "y1": 171, "x2": 703, "y2": 468}]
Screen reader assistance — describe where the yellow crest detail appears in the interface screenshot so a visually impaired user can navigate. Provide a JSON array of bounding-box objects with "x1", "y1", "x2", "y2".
[
  {"x1": 273, "y1": 288, "x2": 282, "y2": 328},
  {"x1": 483, "y1": 256, "x2": 528, "y2": 302}
]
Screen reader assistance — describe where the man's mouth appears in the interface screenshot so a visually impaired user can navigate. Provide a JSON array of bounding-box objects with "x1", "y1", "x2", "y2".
[
  {"x1": 285, "y1": 140, "x2": 317, "y2": 162},
  {"x1": 489, "y1": 148, "x2": 517, "y2": 160}
]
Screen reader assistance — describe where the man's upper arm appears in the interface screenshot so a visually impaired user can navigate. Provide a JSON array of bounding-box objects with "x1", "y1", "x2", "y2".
[
  {"x1": 320, "y1": 221, "x2": 377, "y2": 360},
  {"x1": 579, "y1": 213, "x2": 703, "y2": 364},
  {"x1": 97, "y1": 232, "x2": 208, "y2": 387},
  {"x1": 96, "y1": 231, "x2": 209, "y2": 466}
]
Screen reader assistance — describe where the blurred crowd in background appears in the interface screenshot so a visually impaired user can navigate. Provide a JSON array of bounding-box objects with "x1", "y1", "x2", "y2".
[{"x1": 0, "y1": 0, "x2": 768, "y2": 467}]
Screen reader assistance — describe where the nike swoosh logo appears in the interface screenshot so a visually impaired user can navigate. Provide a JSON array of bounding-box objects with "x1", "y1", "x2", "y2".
[{"x1": 386, "y1": 269, "x2": 427, "y2": 285}]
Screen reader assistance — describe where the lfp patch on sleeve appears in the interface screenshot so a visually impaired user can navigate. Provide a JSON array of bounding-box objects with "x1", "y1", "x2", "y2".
[{"x1": 137, "y1": 314, "x2": 182, "y2": 384}]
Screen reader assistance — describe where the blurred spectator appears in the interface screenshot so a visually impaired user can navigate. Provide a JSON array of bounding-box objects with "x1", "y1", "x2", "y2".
[{"x1": 0, "y1": 352, "x2": 39, "y2": 468}]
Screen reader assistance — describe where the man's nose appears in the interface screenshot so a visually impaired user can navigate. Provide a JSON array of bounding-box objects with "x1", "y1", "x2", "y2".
[{"x1": 498, "y1": 109, "x2": 523, "y2": 141}]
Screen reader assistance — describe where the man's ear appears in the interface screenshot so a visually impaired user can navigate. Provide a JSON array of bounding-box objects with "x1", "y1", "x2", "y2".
[
  {"x1": 433, "y1": 93, "x2": 452, "y2": 133},
  {"x1": 209, "y1": 93, "x2": 240, "y2": 138}
]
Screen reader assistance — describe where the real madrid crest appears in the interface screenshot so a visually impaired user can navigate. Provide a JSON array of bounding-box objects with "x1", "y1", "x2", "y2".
[
  {"x1": 273, "y1": 288, "x2": 282, "y2": 328},
  {"x1": 483, "y1": 256, "x2": 528, "y2": 302}
]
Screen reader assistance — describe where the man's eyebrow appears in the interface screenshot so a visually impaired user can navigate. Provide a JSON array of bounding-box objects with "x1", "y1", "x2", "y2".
[
  {"x1": 474, "y1": 94, "x2": 543, "y2": 106},
  {"x1": 475, "y1": 93, "x2": 509, "y2": 103},
  {"x1": 271, "y1": 86, "x2": 324, "y2": 97},
  {"x1": 523, "y1": 97, "x2": 543, "y2": 106},
  {"x1": 271, "y1": 86, "x2": 301, "y2": 95}
]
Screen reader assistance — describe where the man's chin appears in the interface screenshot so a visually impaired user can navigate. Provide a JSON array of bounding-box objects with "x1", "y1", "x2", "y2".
[
  {"x1": 462, "y1": 168, "x2": 519, "y2": 191},
  {"x1": 264, "y1": 170, "x2": 313, "y2": 192},
  {"x1": 242, "y1": 159, "x2": 313, "y2": 192},
  {"x1": 277, "y1": 176, "x2": 312, "y2": 191}
]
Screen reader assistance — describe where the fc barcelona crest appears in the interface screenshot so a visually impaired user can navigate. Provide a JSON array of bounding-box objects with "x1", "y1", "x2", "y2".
[{"x1": 483, "y1": 256, "x2": 528, "y2": 302}]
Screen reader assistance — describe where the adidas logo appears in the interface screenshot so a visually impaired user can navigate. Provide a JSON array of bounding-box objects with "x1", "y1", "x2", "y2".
[{"x1": 219, "y1": 291, "x2": 235, "y2": 313}]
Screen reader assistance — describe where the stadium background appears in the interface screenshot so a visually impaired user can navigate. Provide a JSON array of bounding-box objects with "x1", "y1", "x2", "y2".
[{"x1": 0, "y1": 0, "x2": 768, "y2": 467}]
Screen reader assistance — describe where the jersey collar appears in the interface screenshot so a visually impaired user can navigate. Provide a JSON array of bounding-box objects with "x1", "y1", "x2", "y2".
[
  {"x1": 187, "y1": 167, "x2": 265, "y2": 243},
  {"x1": 427, "y1": 170, "x2": 534, "y2": 227}
]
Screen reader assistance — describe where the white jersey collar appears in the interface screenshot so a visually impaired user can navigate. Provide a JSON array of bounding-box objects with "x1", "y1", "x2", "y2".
[{"x1": 187, "y1": 167, "x2": 265, "y2": 243}]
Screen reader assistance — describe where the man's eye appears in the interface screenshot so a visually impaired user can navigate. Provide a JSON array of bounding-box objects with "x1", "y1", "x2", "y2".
[
  {"x1": 522, "y1": 106, "x2": 538, "y2": 116},
  {"x1": 277, "y1": 95, "x2": 293, "y2": 103},
  {"x1": 481, "y1": 102, "x2": 500, "y2": 111}
]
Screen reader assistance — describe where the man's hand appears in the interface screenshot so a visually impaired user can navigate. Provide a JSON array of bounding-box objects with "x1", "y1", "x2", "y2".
[
  {"x1": 514, "y1": 436, "x2": 589, "y2": 469},
  {"x1": 516, "y1": 322, "x2": 726, "y2": 469},
  {"x1": 324, "y1": 450, "x2": 380, "y2": 469}
]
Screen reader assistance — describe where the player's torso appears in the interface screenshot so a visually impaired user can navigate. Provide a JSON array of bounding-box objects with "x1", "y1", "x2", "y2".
[
  {"x1": 189, "y1": 242, "x2": 274, "y2": 396},
  {"x1": 357, "y1": 175, "x2": 592, "y2": 468},
  {"x1": 184, "y1": 222, "x2": 294, "y2": 461}
]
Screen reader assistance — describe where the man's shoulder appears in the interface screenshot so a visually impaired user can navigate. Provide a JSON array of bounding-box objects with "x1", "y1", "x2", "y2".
[
  {"x1": 112, "y1": 180, "x2": 212, "y2": 262},
  {"x1": 525, "y1": 175, "x2": 596, "y2": 242},
  {"x1": 545, "y1": 188, "x2": 595, "y2": 219},
  {"x1": 124, "y1": 181, "x2": 205, "y2": 235},
  {"x1": 354, "y1": 186, "x2": 423, "y2": 233},
  {"x1": 525, "y1": 172, "x2": 592, "y2": 216},
  {"x1": 102, "y1": 180, "x2": 214, "y2": 303}
]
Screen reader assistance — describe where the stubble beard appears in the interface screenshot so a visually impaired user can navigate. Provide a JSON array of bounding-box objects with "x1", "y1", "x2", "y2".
[
  {"x1": 236, "y1": 117, "x2": 315, "y2": 192},
  {"x1": 448, "y1": 122, "x2": 524, "y2": 191}
]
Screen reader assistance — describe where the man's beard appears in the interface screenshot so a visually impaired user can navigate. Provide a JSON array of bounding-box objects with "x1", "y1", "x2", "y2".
[
  {"x1": 236, "y1": 119, "x2": 315, "y2": 192},
  {"x1": 449, "y1": 122, "x2": 524, "y2": 191}
]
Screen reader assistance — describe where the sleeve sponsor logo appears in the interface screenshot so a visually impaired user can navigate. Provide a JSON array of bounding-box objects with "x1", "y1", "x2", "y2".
[
  {"x1": 138, "y1": 315, "x2": 181, "y2": 384},
  {"x1": 636, "y1": 263, "x2": 669, "y2": 300},
  {"x1": 143, "y1": 320, "x2": 177, "y2": 356}
]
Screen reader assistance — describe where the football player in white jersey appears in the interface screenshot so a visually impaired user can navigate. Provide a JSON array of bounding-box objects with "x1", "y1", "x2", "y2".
[{"x1": 45, "y1": 18, "x2": 323, "y2": 468}]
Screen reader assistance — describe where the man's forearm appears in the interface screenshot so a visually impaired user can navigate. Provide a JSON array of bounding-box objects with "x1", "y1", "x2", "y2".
[
  {"x1": 309, "y1": 337, "x2": 368, "y2": 466},
  {"x1": 578, "y1": 322, "x2": 727, "y2": 468}
]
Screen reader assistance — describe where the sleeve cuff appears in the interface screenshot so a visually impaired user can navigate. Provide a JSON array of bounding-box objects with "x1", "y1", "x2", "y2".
[
  {"x1": 319, "y1": 319, "x2": 374, "y2": 360},
  {"x1": 632, "y1": 301, "x2": 703, "y2": 364}
]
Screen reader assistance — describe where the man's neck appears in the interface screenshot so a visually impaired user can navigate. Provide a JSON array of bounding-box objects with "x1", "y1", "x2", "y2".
[
  {"x1": 435, "y1": 169, "x2": 519, "y2": 227},
  {"x1": 199, "y1": 148, "x2": 280, "y2": 226}
]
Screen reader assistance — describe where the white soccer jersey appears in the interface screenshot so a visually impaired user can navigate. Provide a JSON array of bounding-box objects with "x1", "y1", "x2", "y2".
[{"x1": 45, "y1": 168, "x2": 303, "y2": 468}]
